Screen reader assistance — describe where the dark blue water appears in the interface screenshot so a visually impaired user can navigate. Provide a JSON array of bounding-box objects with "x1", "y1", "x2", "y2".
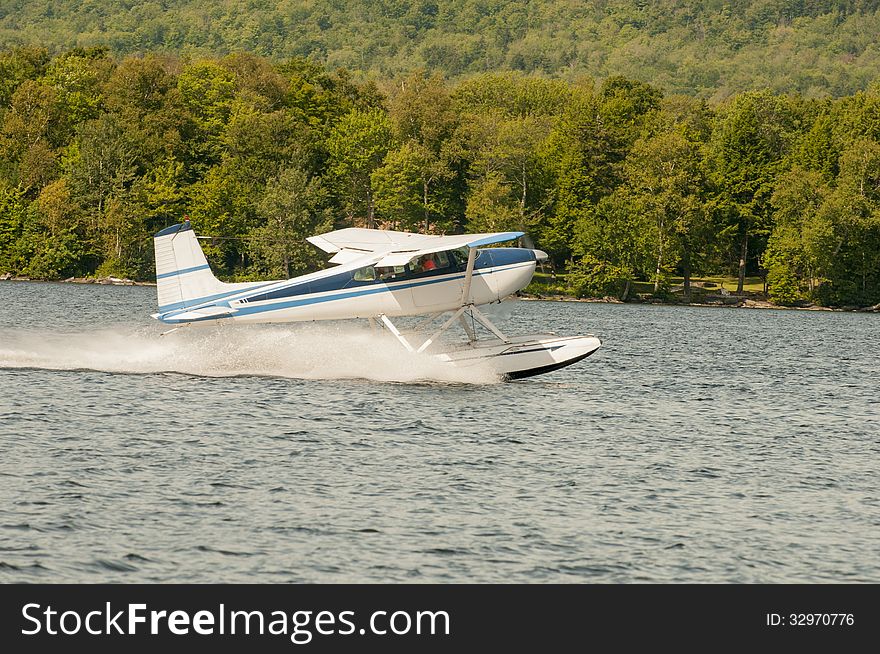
[{"x1": 1, "y1": 281, "x2": 878, "y2": 582}]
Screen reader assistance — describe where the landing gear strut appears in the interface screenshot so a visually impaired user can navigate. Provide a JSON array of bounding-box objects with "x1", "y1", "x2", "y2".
[{"x1": 375, "y1": 304, "x2": 510, "y2": 354}]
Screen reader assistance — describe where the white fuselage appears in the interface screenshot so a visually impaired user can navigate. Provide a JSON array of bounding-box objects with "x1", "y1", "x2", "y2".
[
  {"x1": 224, "y1": 259, "x2": 536, "y2": 324},
  {"x1": 156, "y1": 251, "x2": 538, "y2": 326}
]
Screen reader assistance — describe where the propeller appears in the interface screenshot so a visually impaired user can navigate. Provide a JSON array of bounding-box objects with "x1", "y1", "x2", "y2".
[
  {"x1": 518, "y1": 234, "x2": 551, "y2": 274},
  {"x1": 519, "y1": 233, "x2": 536, "y2": 250}
]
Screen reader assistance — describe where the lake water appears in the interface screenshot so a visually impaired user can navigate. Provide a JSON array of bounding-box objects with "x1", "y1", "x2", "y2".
[{"x1": 0, "y1": 281, "x2": 878, "y2": 582}]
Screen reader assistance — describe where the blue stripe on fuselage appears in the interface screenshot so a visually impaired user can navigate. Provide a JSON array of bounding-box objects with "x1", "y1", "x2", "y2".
[
  {"x1": 231, "y1": 262, "x2": 530, "y2": 317},
  {"x1": 157, "y1": 283, "x2": 276, "y2": 312}
]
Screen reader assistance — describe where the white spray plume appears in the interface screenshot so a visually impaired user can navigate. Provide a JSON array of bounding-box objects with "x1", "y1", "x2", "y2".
[{"x1": 0, "y1": 323, "x2": 501, "y2": 384}]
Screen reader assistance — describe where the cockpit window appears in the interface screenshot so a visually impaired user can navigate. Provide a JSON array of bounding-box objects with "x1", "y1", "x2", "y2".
[
  {"x1": 352, "y1": 254, "x2": 453, "y2": 285},
  {"x1": 353, "y1": 266, "x2": 376, "y2": 282},
  {"x1": 410, "y1": 251, "x2": 451, "y2": 273},
  {"x1": 353, "y1": 265, "x2": 405, "y2": 282},
  {"x1": 451, "y1": 247, "x2": 470, "y2": 266},
  {"x1": 376, "y1": 265, "x2": 406, "y2": 280}
]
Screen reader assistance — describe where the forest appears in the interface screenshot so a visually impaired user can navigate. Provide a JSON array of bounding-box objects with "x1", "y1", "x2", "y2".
[
  {"x1": 2, "y1": 1, "x2": 880, "y2": 98},
  {"x1": 1, "y1": 45, "x2": 879, "y2": 307}
]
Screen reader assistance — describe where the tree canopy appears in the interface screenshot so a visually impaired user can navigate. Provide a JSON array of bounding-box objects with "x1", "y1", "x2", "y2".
[
  {"x1": 2, "y1": 2, "x2": 880, "y2": 98},
  {"x1": 1, "y1": 48, "x2": 879, "y2": 308}
]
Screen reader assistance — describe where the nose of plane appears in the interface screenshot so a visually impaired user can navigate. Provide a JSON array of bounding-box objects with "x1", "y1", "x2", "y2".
[{"x1": 532, "y1": 249, "x2": 549, "y2": 262}]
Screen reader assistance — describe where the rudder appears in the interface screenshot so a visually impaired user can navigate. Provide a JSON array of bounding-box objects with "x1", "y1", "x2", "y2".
[{"x1": 153, "y1": 221, "x2": 235, "y2": 313}]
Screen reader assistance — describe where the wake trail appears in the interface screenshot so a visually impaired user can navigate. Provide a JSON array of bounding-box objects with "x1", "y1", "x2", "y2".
[{"x1": 0, "y1": 324, "x2": 501, "y2": 384}]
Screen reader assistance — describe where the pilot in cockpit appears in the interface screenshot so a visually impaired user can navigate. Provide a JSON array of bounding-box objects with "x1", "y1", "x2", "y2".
[{"x1": 418, "y1": 254, "x2": 438, "y2": 272}]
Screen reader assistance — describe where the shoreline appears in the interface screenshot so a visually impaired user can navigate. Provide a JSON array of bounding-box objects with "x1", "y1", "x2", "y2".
[
  {"x1": 518, "y1": 292, "x2": 880, "y2": 313},
  {"x1": 2, "y1": 275, "x2": 877, "y2": 312},
  {"x1": 0, "y1": 274, "x2": 156, "y2": 287}
]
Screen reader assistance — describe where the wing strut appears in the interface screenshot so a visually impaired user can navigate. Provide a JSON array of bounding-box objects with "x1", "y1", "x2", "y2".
[{"x1": 459, "y1": 246, "x2": 478, "y2": 306}]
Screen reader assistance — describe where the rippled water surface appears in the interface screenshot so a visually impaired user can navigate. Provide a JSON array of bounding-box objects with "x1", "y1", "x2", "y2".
[{"x1": 1, "y1": 281, "x2": 878, "y2": 582}]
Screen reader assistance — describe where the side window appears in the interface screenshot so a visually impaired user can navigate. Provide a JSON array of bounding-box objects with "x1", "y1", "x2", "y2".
[
  {"x1": 451, "y1": 247, "x2": 470, "y2": 267},
  {"x1": 353, "y1": 266, "x2": 376, "y2": 282},
  {"x1": 412, "y1": 251, "x2": 452, "y2": 273},
  {"x1": 376, "y1": 265, "x2": 405, "y2": 281}
]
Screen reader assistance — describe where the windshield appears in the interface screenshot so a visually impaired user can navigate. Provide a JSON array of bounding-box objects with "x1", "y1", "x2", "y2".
[{"x1": 451, "y1": 247, "x2": 470, "y2": 266}]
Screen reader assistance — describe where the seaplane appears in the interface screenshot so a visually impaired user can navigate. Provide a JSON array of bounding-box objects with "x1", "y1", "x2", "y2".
[{"x1": 151, "y1": 220, "x2": 601, "y2": 379}]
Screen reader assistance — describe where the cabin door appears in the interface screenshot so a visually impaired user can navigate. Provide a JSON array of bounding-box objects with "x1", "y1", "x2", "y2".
[{"x1": 411, "y1": 251, "x2": 464, "y2": 308}]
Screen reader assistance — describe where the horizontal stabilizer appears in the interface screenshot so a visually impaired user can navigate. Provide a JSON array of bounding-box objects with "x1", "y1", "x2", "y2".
[{"x1": 160, "y1": 305, "x2": 236, "y2": 323}]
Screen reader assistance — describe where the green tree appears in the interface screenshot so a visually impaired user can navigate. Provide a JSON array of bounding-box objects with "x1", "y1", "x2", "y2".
[
  {"x1": 133, "y1": 156, "x2": 186, "y2": 230},
  {"x1": 0, "y1": 182, "x2": 28, "y2": 272},
  {"x1": 371, "y1": 142, "x2": 425, "y2": 231},
  {"x1": 0, "y1": 81, "x2": 61, "y2": 163},
  {"x1": 764, "y1": 167, "x2": 831, "y2": 304},
  {"x1": 464, "y1": 171, "x2": 520, "y2": 233},
  {"x1": 222, "y1": 52, "x2": 289, "y2": 111},
  {"x1": 388, "y1": 70, "x2": 457, "y2": 153},
  {"x1": 177, "y1": 60, "x2": 236, "y2": 169},
  {"x1": 542, "y1": 79, "x2": 661, "y2": 265},
  {"x1": 249, "y1": 167, "x2": 333, "y2": 278},
  {"x1": 0, "y1": 46, "x2": 50, "y2": 107},
  {"x1": 625, "y1": 131, "x2": 709, "y2": 298},
  {"x1": 326, "y1": 107, "x2": 393, "y2": 227},
  {"x1": 462, "y1": 113, "x2": 553, "y2": 238},
  {"x1": 707, "y1": 90, "x2": 795, "y2": 293},
  {"x1": 794, "y1": 109, "x2": 838, "y2": 180},
  {"x1": 598, "y1": 76, "x2": 664, "y2": 163},
  {"x1": 98, "y1": 194, "x2": 152, "y2": 279},
  {"x1": 829, "y1": 138, "x2": 880, "y2": 304},
  {"x1": 383, "y1": 70, "x2": 459, "y2": 232},
  {"x1": 571, "y1": 190, "x2": 648, "y2": 301},
  {"x1": 186, "y1": 162, "x2": 255, "y2": 276},
  {"x1": 64, "y1": 114, "x2": 138, "y2": 219},
  {"x1": 542, "y1": 89, "x2": 610, "y2": 264},
  {"x1": 222, "y1": 107, "x2": 304, "y2": 190},
  {"x1": 103, "y1": 55, "x2": 175, "y2": 117},
  {"x1": 177, "y1": 60, "x2": 236, "y2": 131},
  {"x1": 19, "y1": 179, "x2": 87, "y2": 278},
  {"x1": 453, "y1": 73, "x2": 572, "y2": 119},
  {"x1": 41, "y1": 49, "x2": 112, "y2": 133},
  {"x1": 372, "y1": 141, "x2": 453, "y2": 232},
  {"x1": 100, "y1": 55, "x2": 193, "y2": 177}
]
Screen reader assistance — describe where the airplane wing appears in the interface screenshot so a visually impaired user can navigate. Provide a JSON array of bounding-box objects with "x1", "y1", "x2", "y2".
[
  {"x1": 373, "y1": 232, "x2": 524, "y2": 267},
  {"x1": 306, "y1": 228, "x2": 432, "y2": 254},
  {"x1": 307, "y1": 228, "x2": 524, "y2": 267}
]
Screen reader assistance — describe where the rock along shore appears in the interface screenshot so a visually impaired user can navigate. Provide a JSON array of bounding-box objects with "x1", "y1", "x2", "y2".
[
  {"x1": 0, "y1": 273, "x2": 155, "y2": 286},
  {"x1": 519, "y1": 292, "x2": 879, "y2": 312}
]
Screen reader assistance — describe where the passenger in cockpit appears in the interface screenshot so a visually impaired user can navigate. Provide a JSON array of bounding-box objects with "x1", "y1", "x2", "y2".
[{"x1": 420, "y1": 254, "x2": 438, "y2": 271}]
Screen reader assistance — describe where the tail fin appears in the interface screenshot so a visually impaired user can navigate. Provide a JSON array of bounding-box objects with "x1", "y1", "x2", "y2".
[{"x1": 153, "y1": 221, "x2": 234, "y2": 313}]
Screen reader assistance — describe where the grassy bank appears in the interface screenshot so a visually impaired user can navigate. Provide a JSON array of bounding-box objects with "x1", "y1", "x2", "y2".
[{"x1": 524, "y1": 272, "x2": 772, "y2": 305}]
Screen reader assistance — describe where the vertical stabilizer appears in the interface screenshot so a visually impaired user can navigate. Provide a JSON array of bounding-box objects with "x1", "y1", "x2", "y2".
[{"x1": 153, "y1": 221, "x2": 243, "y2": 313}]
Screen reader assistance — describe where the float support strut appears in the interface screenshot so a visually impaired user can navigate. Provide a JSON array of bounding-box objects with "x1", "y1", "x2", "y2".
[{"x1": 378, "y1": 314, "x2": 414, "y2": 352}]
